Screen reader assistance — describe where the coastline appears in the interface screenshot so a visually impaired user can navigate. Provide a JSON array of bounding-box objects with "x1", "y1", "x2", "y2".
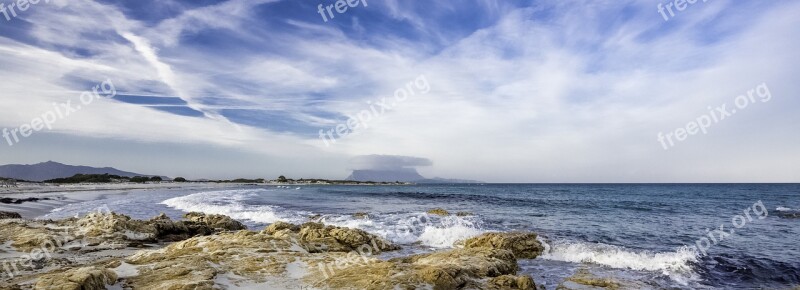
[
  {"x1": 0, "y1": 182, "x2": 248, "y2": 219},
  {"x1": 0, "y1": 211, "x2": 558, "y2": 290}
]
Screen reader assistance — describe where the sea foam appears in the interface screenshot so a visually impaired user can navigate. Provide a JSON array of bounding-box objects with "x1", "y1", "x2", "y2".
[
  {"x1": 161, "y1": 189, "x2": 302, "y2": 224},
  {"x1": 322, "y1": 213, "x2": 485, "y2": 248},
  {"x1": 540, "y1": 240, "x2": 699, "y2": 282}
]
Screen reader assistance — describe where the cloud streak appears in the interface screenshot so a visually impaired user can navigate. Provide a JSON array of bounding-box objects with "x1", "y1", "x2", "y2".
[{"x1": 0, "y1": 0, "x2": 798, "y2": 182}]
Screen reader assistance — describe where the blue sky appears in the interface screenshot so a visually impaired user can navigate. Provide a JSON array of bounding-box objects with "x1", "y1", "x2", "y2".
[{"x1": 0, "y1": 0, "x2": 798, "y2": 182}]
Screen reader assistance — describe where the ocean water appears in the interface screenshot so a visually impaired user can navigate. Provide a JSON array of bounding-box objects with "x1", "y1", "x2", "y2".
[{"x1": 40, "y1": 184, "x2": 800, "y2": 289}]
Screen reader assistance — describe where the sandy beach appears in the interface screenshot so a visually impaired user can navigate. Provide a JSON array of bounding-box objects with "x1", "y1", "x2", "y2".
[{"x1": 0, "y1": 183, "x2": 256, "y2": 219}]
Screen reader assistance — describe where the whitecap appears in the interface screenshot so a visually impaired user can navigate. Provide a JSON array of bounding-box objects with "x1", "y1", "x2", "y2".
[
  {"x1": 539, "y1": 240, "x2": 699, "y2": 283},
  {"x1": 161, "y1": 189, "x2": 304, "y2": 224}
]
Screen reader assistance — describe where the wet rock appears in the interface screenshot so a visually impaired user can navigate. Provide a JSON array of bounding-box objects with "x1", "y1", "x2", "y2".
[
  {"x1": 0, "y1": 197, "x2": 51, "y2": 204},
  {"x1": 34, "y1": 266, "x2": 118, "y2": 290},
  {"x1": 427, "y1": 208, "x2": 450, "y2": 216},
  {"x1": 463, "y1": 232, "x2": 544, "y2": 259},
  {"x1": 0, "y1": 211, "x2": 21, "y2": 219},
  {"x1": 456, "y1": 211, "x2": 473, "y2": 217},
  {"x1": 353, "y1": 212, "x2": 370, "y2": 219},
  {"x1": 777, "y1": 211, "x2": 800, "y2": 219},
  {"x1": 488, "y1": 274, "x2": 537, "y2": 290}
]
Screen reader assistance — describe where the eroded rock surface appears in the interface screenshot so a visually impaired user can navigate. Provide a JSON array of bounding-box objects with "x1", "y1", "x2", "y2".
[
  {"x1": 34, "y1": 266, "x2": 118, "y2": 290},
  {"x1": 463, "y1": 232, "x2": 544, "y2": 259},
  {"x1": 2, "y1": 215, "x2": 546, "y2": 290}
]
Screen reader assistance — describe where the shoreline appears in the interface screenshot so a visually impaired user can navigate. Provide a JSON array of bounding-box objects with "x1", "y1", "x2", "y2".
[
  {"x1": 0, "y1": 211, "x2": 556, "y2": 289},
  {"x1": 0, "y1": 182, "x2": 247, "y2": 219}
]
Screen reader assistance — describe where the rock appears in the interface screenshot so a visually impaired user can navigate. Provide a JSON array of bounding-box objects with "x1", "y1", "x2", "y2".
[
  {"x1": 34, "y1": 266, "x2": 118, "y2": 290},
  {"x1": 263, "y1": 221, "x2": 299, "y2": 235},
  {"x1": 0, "y1": 211, "x2": 21, "y2": 219},
  {"x1": 124, "y1": 230, "x2": 342, "y2": 289},
  {"x1": 556, "y1": 268, "x2": 648, "y2": 290},
  {"x1": 0, "y1": 219, "x2": 77, "y2": 251},
  {"x1": 456, "y1": 211, "x2": 473, "y2": 217},
  {"x1": 463, "y1": 232, "x2": 544, "y2": 259},
  {"x1": 312, "y1": 222, "x2": 398, "y2": 252},
  {"x1": 315, "y1": 248, "x2": 523, "y2": 290},
  {"x1": 263, "y1": 222, "x2": 399, "y2": 253},
  {"x1": 123, "y1": 256, "x2": 217, "y2": 290},
  {"x1": 183, "y1": 212, "x2": 247, "y2": 231},
  {"x1": 777, "y1": 211, "x2": 800, "y2": 219},
  {"x1": 353, "y1": 212, "x2": 370, "y2": 219},
  {"x1": 427, "y1": 208, "x2": 450, "y2": 216},
  {"x1": 488, "y1": 275, "x2": 537, "y2": 290}
]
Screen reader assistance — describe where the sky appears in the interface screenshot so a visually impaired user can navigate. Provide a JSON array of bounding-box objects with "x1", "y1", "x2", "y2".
[{"x1": 0, "y1": 0, "x2": 798, "y2": 182}]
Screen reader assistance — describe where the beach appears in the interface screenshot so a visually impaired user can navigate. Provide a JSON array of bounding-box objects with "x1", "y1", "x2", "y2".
[
  {"x1": 0, "y1": 182, "x2": 257, "y2": 219},
  {"x1": 1, "y1": 183, "x2": 799, "y2": 289}
]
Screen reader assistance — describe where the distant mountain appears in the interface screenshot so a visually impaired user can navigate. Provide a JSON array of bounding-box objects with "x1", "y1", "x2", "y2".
[
  {"x1": 345, "y1": 169, "x2": 483, "y2": 183},
  {"x1": 0, "y1": 161, "x2": 158, "y2": 182}
]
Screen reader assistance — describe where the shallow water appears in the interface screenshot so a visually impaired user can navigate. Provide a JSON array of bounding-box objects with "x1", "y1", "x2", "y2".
[{"x1": 40, "y1": 184, "x2": 800, "y2": 289}]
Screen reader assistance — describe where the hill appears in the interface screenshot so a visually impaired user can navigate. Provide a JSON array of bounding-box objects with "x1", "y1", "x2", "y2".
[{"x1": 0, "y1": 161, "x2": 159, "y2": 182}]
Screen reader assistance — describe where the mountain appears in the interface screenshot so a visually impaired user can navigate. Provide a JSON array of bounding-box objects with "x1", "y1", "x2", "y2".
[
  {"x1": 345, "y1": 169, "x2": 483, "y2": 183},
  {"x1": 0, "y1": 161, "x2": 157, "y2": 182}
]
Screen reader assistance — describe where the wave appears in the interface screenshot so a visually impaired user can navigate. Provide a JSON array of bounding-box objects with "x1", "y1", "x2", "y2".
[
  {"x1": 539, "y1": 240, "x2": 700, "y2": 283},
  {"x1": 776, "y1": 206, "x2": 793, "y2": 212},
  {"x1": 161, "y1": 189, "x2": 306, "y2": 224},
  {"x1": 418, "y1": 216, "x2": 485, "y2": 248},
  {"x1": 164, "y1": 189, "x2": 486, "y2": 248},
  {"x1": 321, "y1": 213, "x2": 485, "y2": 248}
]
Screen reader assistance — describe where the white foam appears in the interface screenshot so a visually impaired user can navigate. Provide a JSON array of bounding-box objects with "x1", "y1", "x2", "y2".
[
  {"x1": 163, "y1": 190, "x2": 485, "y2": 248},
  {"x1": 322, "y1": 213, "x2": 485, "y2": 248},
  {"x1": 776, "y1": 206, "x2": 793, "y2": 212},
  {"x1": 418, "y1": 225, "x2": 483, "y2": 248},
  {"x1": 540, "y1": 240, "x2": 699, "y2": 282},
  {"x1": 161, "y1": 189, "x2": 302, "y2": 224}
]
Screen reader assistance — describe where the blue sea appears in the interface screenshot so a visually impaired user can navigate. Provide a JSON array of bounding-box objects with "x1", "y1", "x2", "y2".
[{"x1": 41, "y1": 184, "x2": 800, "y2": 289}]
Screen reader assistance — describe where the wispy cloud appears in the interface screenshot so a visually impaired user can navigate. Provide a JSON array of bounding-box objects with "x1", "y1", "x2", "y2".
[{"x1": 0, "y1": 0, "x2": 798, "y2": 181}]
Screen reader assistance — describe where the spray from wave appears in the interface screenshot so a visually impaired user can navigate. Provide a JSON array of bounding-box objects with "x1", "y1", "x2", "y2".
[
  {"x1": 539, "y1": 240, "x2": 700, "y2": 283},
  {"x1": 161, "y1": 189, "x2": 306, "y2": 224},
  {"x1": 322, "y1": 212, "x2": 485, "y2": 248},
  {"x1": 162, "y1": 189, "x2": 485, "y2": 248}
]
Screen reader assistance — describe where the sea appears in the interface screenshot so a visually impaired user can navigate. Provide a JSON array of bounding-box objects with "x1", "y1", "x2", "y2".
[{"x1": 40, "y1": 183, "x2": 800, "y2": 289}]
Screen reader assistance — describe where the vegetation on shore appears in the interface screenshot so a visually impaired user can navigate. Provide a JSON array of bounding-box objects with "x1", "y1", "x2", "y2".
[
  {"x1": 11, "y1": 174, "x2": 411, "y2": 185},
  {"x1": 43, "y1": 174, "x2": 164, "y2": 184}
]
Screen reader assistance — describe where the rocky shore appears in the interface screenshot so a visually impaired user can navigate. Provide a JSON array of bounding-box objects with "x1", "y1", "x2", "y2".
[{"x1": 0, "y1": 211, "x2": 633, "y2": 290}]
